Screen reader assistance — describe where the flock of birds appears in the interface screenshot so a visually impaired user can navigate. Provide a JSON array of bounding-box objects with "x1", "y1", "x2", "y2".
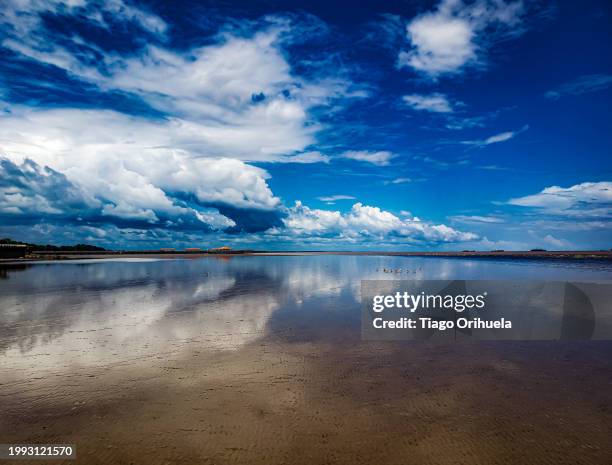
[{"x1": 377, "y1": 267, "x2": 422, "y2": 274}]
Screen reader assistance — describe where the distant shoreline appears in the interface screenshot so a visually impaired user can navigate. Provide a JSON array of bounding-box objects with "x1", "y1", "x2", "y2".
[{"x1": 2, "y1": 250, "x2": 612, "y2": 263}]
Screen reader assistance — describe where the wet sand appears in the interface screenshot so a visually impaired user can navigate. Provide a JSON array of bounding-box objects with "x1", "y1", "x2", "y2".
[
  {"x1": 1, "y1": 257, "x2": 612, "y2": 464},
  {"x1": 2, "y1": 336, "x2": 612, "y2": 464}
]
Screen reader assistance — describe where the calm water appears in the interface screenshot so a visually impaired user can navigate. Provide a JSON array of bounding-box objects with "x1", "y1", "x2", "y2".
[
  {"x1": 2, "y1": 256, "x2": 612, "y2": 465},
  {"x1": 1, "y1": 255, "x2": 612, "y2": 376}
]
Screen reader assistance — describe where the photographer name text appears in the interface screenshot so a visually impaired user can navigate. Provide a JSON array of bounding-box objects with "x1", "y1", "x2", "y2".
[{"x1": 370, "y1": 291, "x2": 512, "y2": 331}]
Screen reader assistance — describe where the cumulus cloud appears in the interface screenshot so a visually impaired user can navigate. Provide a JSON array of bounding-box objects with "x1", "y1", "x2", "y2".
[
  {"x1": 540, "y1": 234, "x2": 572, "y2": 249},
  {"x1": 402, "y1": 93, "x2": 454, "y2": 113},
  {"x1": 278, "y1": 201, "x2": 478, "y2": 243},
  {"x1": 340, "y1": 150, "x2": 396, "y2": 166},
  {"x1": 0, "y1": 157, "x2": 236, "y2": 231},
  {"x1": 0, "y1": 0, "x2": 511, "y2": 249},
  {"x1": 0, "y1": 104, "x2": 288, "y2": 226},
  {"x1": 398, "y1": 0, "x2": 525, "y2": 77},
  {"x1": 0, "y1": 4, "x2": 365, "y2": 237},
  {"x1": 507, "y1": 181, "x2": 612, "y2": 218},
  {"x1": 0, "y1": 157, "x2": 99, "y2": 217},
  {"x1": 545, "y1": 74, "x2": 612, "y2": 100}
]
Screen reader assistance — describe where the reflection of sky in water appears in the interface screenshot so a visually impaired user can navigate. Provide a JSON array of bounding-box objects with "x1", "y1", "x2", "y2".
[{"x1": 1, "y1": 256, "x2": 611, "y2": 375}]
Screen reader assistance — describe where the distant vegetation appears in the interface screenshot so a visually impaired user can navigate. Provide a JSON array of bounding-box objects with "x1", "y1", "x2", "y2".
[{"x1": 0, "y1": 238, "x2": 105, "y2": 251}]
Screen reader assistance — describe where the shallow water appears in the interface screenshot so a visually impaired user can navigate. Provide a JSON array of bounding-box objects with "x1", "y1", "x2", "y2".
[
  {"x1": 1, "y1": 255, "x2": 611, "y2": 370},
  {"x1": 1, "y1": 256, "x2": 612, "y2": 464}
]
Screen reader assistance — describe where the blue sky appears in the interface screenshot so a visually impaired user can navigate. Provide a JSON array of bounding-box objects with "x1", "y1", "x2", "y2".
[{"x1": 0, "y1": 0, "x2": 611, "y2": 250}]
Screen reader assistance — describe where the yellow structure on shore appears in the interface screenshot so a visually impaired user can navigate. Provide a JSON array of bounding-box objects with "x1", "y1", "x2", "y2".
[{"x1": 208, "y1": 246, "x2": 231, "y2": 253}]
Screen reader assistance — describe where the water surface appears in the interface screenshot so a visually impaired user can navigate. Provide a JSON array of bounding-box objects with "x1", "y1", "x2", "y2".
[
  {"x1": 1, "y1": 255, "x2": 611, "y2": 372},
  {"x1": 1, "y1": 256, "x2": 611, "y2": 465}
]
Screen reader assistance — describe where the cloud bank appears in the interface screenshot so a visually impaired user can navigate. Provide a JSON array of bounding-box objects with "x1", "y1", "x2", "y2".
[
  {"x1": 276, "y1": 202, "x2": 478, "y2": 243},
  {"x1": 508, "y1": 182, "x2": 612, "y2": 219}
]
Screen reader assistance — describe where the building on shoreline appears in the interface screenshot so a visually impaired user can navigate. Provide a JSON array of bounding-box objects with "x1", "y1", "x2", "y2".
[{"x1": 208, "y1": 246, "x2": 232, "y2": 253}]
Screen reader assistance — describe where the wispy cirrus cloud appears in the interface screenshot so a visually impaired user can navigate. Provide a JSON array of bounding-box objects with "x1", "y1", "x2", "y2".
[
  {"x1": 384, "y1": 178, "x2": 412, "y2": 185},
  {"x1": 461, "y1": 125, "x2": 528, "y2": 147},
  {"x1": 279, "y1": 151, "x2": 331, "y2": 164},
  {"x1": 402, "y1": 93, "x2": 454, "y2": 113},
  {"x1": 545, "y1": 74, "x2": 612, "y2": 100},
  {"x1": 450, "y1": 215, "x2": 504, "y2": 224},
  {"x1": 1, "y1": 0, "x2": 167, "y2": 43},
  {"x1": 317, "y1": 195, "x2": 356, "y2": 202},
  {"x1": 477, "y1": 164, "x2": 511, "y2": 171},
  {"x1": 340, "y1": 150, "x2": 396, "y2": 166}
]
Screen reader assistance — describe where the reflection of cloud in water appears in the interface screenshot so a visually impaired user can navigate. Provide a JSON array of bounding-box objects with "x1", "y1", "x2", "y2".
[
  {"x1": 0, "y1": 256, "x2": 610, "y2": 376},
  {"x1": 0, "y1": 269, "x2": 275, "y2": 373},
  {"x1": 193, "y1": 277, "x2": 236, "y2": 299},
  {"x1": 284, "y1": 267, "x2": 345, "y2": 302}
]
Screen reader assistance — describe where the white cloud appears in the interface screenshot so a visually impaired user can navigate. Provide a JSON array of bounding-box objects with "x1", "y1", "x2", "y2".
[
  {"x1": 398, "y1": 0, "x2": 525, "y2": 77},
  {"x1": 450, "y1": 215, "x2": 504, "y2": 223},
  {"x1": 0, "y1": 4, "x2": 360, "y2": 163},
  {"x1": 0, "y1": 155, "x2": 238, "y2": 231},
  {"x1": 461, "y1": 125, "x2": 527, "y2": 147},
  {"x1": 279, "y1": 201, "x2": 478, "y2": 243},
  {"x1": 1, "y1": 0, "x2": 168, "y2": 40},
  {"x1": 400, "y1": 10, "x2": 476, "y2": 76},
  {"x1": 477, "y1": 164, "x2": 510, "y2": 171},
  {"x1": 0, "y1": 0, "x2": 168, "y2": 83},
  {"x1": 0, "y1": 7, "x2": 364, "y2": 233},
  {"x1": 529, "y1": 220, "x2": 612, "y2": 232},
  {"x1": 317, "y1": 195, "x2": 356, "y2": 202},
  {"x1": 484, "y1": 131, "x2": 514, "y2": 144},
  {"x1": 341, "y1": 150, "x2": 396, "y2": 166},
  {"x1": 10, "y1": 33, "x2": 339, "y2": 162},
  {"x1": 507, "y1": 181, "x2": 612, "y2": 218},
  {"x1": 402, "y1": 93, "x2": 454, "y2": 113},
  {"x1": 1, "y1": 12, "x2": 360, "y2": 164},
  {"x1": 541, "y1": 234, "x2": 572, "y2": 249},
  {"x1": 0, "y1": 107, "x2": 281, "y2": 217},
  {"x1": 384, "y1": 177, "x2": 412, "y2": 185},
  {"x1": 278, "y1": 151, "x2": 331, "y2": 164}
]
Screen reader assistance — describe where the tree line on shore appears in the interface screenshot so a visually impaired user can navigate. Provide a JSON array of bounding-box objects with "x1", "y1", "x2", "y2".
[{"x1": 0, "y1": 238, "x2": 106, "y2": 252}]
